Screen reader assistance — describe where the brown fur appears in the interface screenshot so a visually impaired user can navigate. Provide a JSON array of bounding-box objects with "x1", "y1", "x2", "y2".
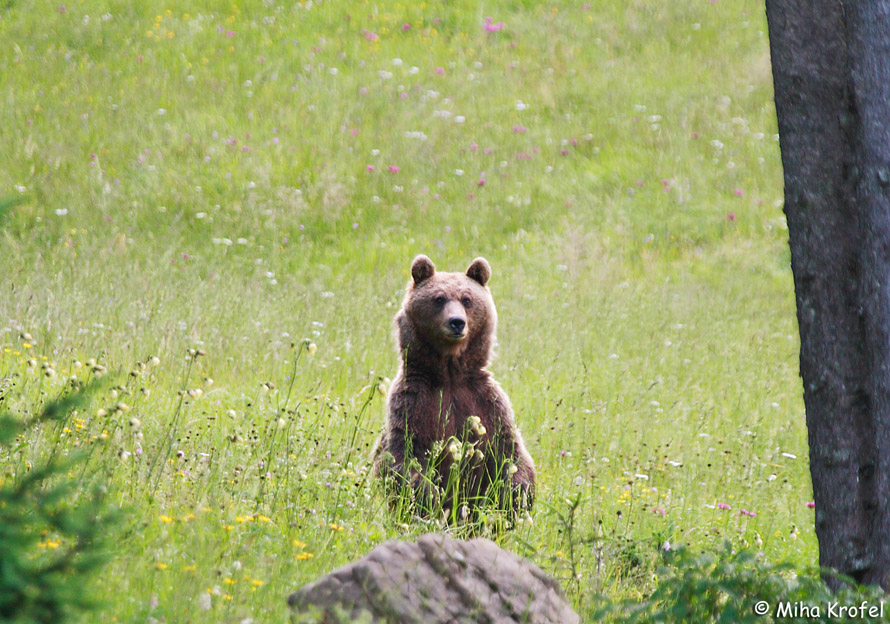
[{"x1": 374, "y1": 255, "x2": 536, "y2": 518}]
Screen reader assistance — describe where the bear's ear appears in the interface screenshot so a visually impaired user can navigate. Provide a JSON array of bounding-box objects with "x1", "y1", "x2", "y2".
[
  {"x1": 466, "y1": 257, "x2": 491, "y2": 286},
  {"x1": 411, "y1": 254, "x2": 436, "y2": 285}
]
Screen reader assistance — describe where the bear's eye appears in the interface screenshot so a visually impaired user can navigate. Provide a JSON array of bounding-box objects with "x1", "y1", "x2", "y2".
[
  {"x1": 461, "y1": 297, "x2": 472, "y2": 308},
  {"x1": 434, "y1": 296, "x2": 447, "y2": 306}
]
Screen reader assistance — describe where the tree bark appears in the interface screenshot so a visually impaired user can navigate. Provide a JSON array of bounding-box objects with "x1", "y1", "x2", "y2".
[{"x1": 766, "y1": 0, "x2": 890, "y2": 588}]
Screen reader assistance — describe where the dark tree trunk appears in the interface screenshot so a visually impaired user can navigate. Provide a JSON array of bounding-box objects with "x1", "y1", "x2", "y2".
[{"x1": 766, "y1": 0, "x2": 890, "y2": 588}]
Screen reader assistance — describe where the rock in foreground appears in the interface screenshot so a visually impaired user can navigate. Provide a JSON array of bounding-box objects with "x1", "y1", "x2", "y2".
[{"x1": 288, "y1": 533, "x2": 579, "y2": 624}]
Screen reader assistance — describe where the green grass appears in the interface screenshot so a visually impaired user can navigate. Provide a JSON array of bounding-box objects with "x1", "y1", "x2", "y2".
[{"x1": 0, "y1": 0, "x2": 810, "y2": 621}]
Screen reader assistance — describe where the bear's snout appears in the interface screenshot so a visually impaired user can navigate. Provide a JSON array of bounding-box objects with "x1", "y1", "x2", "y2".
[
  {"x1": 440, "y1": 300, "x2": 468, "y2": 340},
  {"x1": 448, "y1": 317, "x2": 466, "y2": 334}
]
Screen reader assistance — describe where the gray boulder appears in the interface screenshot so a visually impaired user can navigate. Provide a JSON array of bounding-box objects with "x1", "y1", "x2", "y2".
[{"x1": 288, "y1": 533, "x2": 579, "y2": 624}]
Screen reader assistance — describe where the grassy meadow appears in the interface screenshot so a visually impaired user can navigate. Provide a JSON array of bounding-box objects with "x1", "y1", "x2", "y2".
[{"x1": 0, "y1": 0, "x2": 810, "y2": 621}]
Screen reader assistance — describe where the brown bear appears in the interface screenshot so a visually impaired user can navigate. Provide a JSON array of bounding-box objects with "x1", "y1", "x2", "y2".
[{"x1": 374, "y1": 254, "x2": 536, "y2": 522}]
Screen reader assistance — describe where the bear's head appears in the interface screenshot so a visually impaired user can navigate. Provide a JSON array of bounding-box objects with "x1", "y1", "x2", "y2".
[{"x1": 398, "y1": 255, "x2": 497, "y2": 364}]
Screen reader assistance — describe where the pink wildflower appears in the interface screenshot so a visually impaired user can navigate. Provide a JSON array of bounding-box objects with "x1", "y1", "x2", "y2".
[{"x1": 484, "y1": 17, "x2": 505, "y2": 32}]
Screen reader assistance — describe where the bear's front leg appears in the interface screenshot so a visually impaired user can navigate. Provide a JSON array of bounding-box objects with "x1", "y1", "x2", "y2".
[
  {"x1": 482, "y1": 390, "x2": 536, "y2": 512},
  {"x1": 377, "y1": 427, "x2": 442, "y2": 516},
  {"x1": 509, "y1": 459, "x2": 535, "y2": 512}
]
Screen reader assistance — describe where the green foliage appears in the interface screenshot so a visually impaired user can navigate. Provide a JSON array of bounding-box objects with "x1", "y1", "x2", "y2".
[
  {"x1": 0, "y1": 195, "x2": 22, "y2": 220},
  {"x1": 594, "y1": 543, "x2": 890, "y2": 624},
  {"x1": 0, "y1": 388, "x2": 117, "y2": 623}
]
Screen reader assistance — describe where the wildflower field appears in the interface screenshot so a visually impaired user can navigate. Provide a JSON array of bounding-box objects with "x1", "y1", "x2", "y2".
[{"x1": 0, "y1": 0, "x2": 811, "y2": 621}]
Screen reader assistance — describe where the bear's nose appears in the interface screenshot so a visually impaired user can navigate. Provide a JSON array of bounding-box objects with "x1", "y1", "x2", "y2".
[{"x1": 449, "y1": 317, "x2": 466, "y2": 333}]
